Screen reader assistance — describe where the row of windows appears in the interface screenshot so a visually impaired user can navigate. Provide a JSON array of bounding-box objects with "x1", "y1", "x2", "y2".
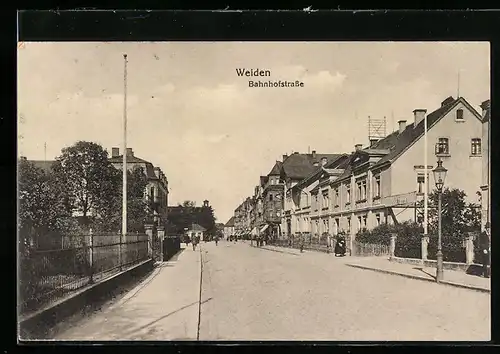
[
  {"x1": 436, "y1": 137, "x2": 482, "y2": 156},
  {"x1": 296, "y1": 213, "x2": 386, "y2": 234}
]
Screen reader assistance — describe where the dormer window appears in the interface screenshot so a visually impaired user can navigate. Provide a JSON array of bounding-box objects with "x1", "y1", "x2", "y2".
[{"x1": 456, "y1": 109, "x2": 464, "y2": 120}]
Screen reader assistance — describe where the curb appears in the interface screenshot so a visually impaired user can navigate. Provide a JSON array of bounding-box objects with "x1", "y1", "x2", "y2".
[{"x1": 346, "y1": 264, "x2": 490, "y2": 294}]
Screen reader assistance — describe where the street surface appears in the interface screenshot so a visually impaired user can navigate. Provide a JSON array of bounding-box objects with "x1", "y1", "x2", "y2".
[
  {"x1": 55, "y1": 241, "x2": 490, "y2": 341},
  {"x1": 199, "y1": 241, "x2": 490, "y2": 341}
]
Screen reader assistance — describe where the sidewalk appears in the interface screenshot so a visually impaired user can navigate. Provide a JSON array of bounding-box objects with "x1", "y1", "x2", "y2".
[
  {"x1": 55, "y1": 245, "x2": 202, "y2": 340},
  {"x1": 346, "y1": 257, "x2": 491, "y2": 293}
]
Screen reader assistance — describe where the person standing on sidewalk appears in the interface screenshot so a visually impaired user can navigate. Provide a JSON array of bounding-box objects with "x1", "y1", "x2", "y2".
[{"x1": 479, "y1": 222, "x2": 491, "y2": 278}]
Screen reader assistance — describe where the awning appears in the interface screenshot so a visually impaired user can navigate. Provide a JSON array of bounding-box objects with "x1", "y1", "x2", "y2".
[
  {"x1": 260, "y1": 224, "x2": 269, "y2": 233},
  {"x1": 251, "y1": 227, "x2": 258, "y2": 235}
]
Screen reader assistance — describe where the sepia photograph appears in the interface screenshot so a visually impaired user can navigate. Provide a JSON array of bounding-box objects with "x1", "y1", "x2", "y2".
[{"x1": 17, "y1": 41, "x2": 490, "y2": 341}]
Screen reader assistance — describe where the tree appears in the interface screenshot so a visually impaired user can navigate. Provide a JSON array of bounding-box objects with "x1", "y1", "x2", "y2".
[
  {"x1": 53, "y1": 141, "x2": 121, "y2": 221},
  {"x1": 18, "y1": 159, "x2": 68, "y2": 244},
  {"x1": 427, "y1": 187, "x2": 480, "y2": 262},
  {"x1": 98, "y1": 166, "x2": 150, "y2": 233}
]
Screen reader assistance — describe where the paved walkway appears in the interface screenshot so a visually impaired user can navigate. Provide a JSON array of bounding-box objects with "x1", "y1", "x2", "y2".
[
  {"x1": 345, "y1": 257, "x2": 491, "y2": 293},
  {"x1": 54, "y1": 245, "x2": 202, "y2": 340}
]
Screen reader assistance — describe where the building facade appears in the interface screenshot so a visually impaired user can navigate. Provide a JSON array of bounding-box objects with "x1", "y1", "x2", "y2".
[
  {"x1": 480, "y1": 99, "x2": 491, "y2": 231},
  {"x1": 224, "y1": 216, "x2": 235, "y2": 239},
  {"x1": 109, "y1": 147, "x2": 169, "y2": 227}
]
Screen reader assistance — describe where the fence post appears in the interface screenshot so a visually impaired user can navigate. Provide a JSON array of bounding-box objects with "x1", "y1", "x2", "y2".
[
  {"x1": 390, "y1": 233, "x2": 397, "y2": 260},
  {"x1": 157, "y1": 226, "x2": 165, "y2": 262},
  {"x1": 145, "y1": 224, "x2": 154, "y2": 259},
  {"x1": 465, "y1": 232, "x2": 475, "y2": 265},
  {"x1": 88, "y1": 229, "x2": 94, "y2": 284},
  {"x1": 421, "y1": 233, "x2": 429, "y2": 261}
]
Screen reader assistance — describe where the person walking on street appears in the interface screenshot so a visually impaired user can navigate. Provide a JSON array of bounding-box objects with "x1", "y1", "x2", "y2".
[
  {"x1": 215, "y1": 235, "x2": 219, "y2": 246},
  {"x1": 479, "y1": 222, "x2": 491, "y2": 278}
]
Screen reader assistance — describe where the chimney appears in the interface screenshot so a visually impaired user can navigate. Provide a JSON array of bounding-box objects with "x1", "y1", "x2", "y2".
[
  {"x1": 282, "y1": 154, "x2": 288, "y2": 161},
  {"x1": 398, "y1": 120, "x2": 407, "y2": 134},
  {"x1": 20, "y1": 156, "x2": 27, "y2": 160},
  {"x1": 441, "y1": 96, "x2": 455, "y2": 107},
  {"x1": 413, "y1": 109, "x2": 427, "y2": 127},
  {"x1": 321, "y1": 157, "x2": 328, "y2": 166},
  {"x1": 481, "y1": 99, "x2": 491, "y2": 115},
  {"x1": 111, "y1": 147, "x2": 119, "y2": 157},
  {"x1": 312, "y1": 150, "x2": 316, "y2": 158},
  {"x1": 355, "y1": 144, "x2": 363, "y2": 151},
  {"x1": 369, "y1": 138, "x2": 379, "y2": 148},
  {"x1": 126, "y1": 148, "x2": 133, "y2": 157}
]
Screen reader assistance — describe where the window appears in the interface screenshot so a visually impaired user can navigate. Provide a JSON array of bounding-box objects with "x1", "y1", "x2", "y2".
[
  {"x1": 322, "y1": 193, "x2": 329, "y2": 208},
  {"x1": 150, "y1": 187, "x2": 155, "y2": 201},
  {"x1": 374, "y1": 176, "x2": 381, "y2": 198},
  {"x1": 456, "y1": 109, "x2": 464, "y2": 120},
  {"x1": 334, "y1": 188, "x2": 339, "y2": 206},
  {"x1": 356, "y1": 179, "x2": 367, "y2": 201},
  {"x1": 346, "y1": 184, "x2": 351, "y2": 204},
  {"x1": 362, "y1": 215, "x2": 367, "y2": 228},
  {"x1": 269, "y1": 194, "x2": 273, "y2": 201},
  {"x1": 357, "y1": 216, "x2": 362, "y2": 230},
  {"x1": 376, "y1": 214, "x2": 381, "y2": 226},
  {"x1": 471, "y1": 138, "x2": 481, "y2": 156},
  {"x1": 335, "y1": 218, "x2": 340, "y2": 233},
  {"x1": 347, "y1": 217, "x2": 351, "y2": 232},
  {"x1": 436, "y1": 138, "x2": 449, "y2": 155},
  {"x1": 417, "y1": 173, "x2": 430, "y2": 194}
]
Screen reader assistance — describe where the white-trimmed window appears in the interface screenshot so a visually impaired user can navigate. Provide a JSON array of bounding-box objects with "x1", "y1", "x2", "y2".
[
  {"x1": 471, "y1": 138, "x2": 481, "y2": 156},
  {"x1": 436, "y1": 138, "x2": 449, "y2": 155},
  {"x1": 374, "y1": 175, "x2": 381, "y2": 198}
]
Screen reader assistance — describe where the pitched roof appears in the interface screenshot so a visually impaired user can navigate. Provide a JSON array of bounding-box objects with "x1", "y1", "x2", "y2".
[
  {"x1": 481, "y1": 99, "x2": 491, "y2": 123},
  {"x1": 28, "y1": 160, "x2": 56, "y2": 174},
  {"x1": 108, "y1": 154, "x2": 150, "y2": 164},
  {"x1": 279, "y1": 152, "x2": 344, "y2": 180},
  {"x1": 189, "y1": 223, "x2": 206, "y2": 232},
  {"x1": 268, "y1": 161, "x2": 283, "y2": 176},
  {"x1": 371, "y1": 96, "x2": 481, "y2": 167},
  {"x1": 109, "y1": 155, "x2": 159, "y2": 180},
  {"x1": 292, "y1": 154, "x2": 349, "y2": 191},
  {"x1": 225, "y1": 216, "x2": 235, "y2": 227}
]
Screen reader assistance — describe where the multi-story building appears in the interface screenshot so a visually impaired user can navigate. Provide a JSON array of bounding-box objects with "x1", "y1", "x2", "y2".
[
  {"x1": 109, "y1": 147, "x2": 169, "y2": 226},
  {"x1": 24, "y1": 147, "x2": 169, "y2": 227},
  {"x1": 324, "y1": 96, "x2": 482, "y2": 253},
  {"x1": 234, "y1": 197, "x2": 252, "y2": 238},
  {"x1": 260, "y1": 151, "x2": 345, "y2": 241},
  {"x1": 480, "y1": 99, "x2": 491, "y2": 231},
  {"x1": 224, "y1": 216, "x2": 235, "y2": 239},
  {"x1": 287, "y1": 155, "x2": 350, "y2": 240}
]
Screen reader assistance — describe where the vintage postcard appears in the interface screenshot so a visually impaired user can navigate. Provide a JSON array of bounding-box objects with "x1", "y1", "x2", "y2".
[{"x1": 17, "y1": 41, "x2": 490, "y2": 341}]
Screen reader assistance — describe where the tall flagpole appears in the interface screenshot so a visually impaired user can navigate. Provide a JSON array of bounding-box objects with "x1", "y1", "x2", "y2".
[
  {"x1": 424, "y1": 111, "x2": 428, "y2": 236},
  {"x1": 122, "y1": 54, "x2": 128, "y2": 237}
]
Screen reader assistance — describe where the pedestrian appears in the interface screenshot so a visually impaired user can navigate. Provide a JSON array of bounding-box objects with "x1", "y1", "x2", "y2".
[
  {"x1": 215, "y1": 235, "x2": 219, "y2": 246},
  {"x1": 334, "y1": 236, "x2": 346, "y2": 257},
  {"x1": 479, "y1": 222, "x2": 491, "y2": 278}
]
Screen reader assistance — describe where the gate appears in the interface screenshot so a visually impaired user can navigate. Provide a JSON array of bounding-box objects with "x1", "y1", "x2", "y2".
[{"x1": 162, "y1": 236, "x2": 181, "y2": 261}]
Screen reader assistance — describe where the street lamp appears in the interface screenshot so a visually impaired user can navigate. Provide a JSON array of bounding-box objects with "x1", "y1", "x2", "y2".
[{"x1": 432, "y1": 158, "x2": 447, "y2": 282}]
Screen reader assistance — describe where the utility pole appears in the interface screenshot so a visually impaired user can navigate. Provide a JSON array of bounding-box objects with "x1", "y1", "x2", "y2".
[
  {"x1": 122, "y1": 53, "x2": 128, "y2": 238},
  {"x1": 424, "y1": 110, "x2": 428, "y2": 237}
]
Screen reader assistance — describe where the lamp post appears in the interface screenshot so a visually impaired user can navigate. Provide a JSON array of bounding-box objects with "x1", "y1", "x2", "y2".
[{"x1": 432, "y1": 158, "x2": 447, "y2": 282}]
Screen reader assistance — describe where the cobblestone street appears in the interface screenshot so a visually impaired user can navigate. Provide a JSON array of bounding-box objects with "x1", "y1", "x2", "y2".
[{"x1": 199, "y1": 241, "x2": 490, "y2": 341}]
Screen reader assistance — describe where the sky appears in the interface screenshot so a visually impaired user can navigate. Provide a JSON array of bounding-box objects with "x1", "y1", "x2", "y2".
[{"x1": 17, "y1": 42, "x2": 490, "y2": 223}]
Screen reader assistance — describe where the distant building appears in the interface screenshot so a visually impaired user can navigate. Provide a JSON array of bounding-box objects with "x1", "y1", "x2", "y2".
[
  {"x1": 224, "y1": 216, "x2": 235, "y2": 239},
  {"x1": 185, "y1": 223, "x2": 206, "y2": 240},
  {"x1": 109, "y1": 147, "x2": 169, "y2": 226}
]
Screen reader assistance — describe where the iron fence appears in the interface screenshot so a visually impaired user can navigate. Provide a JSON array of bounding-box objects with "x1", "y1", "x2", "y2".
[
  {"x1": 353, "y1": 241, "x2": 390, "y2": 257},
  {"x1": 19, "y1": 233, "x2": 149, "y2": 314}
]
